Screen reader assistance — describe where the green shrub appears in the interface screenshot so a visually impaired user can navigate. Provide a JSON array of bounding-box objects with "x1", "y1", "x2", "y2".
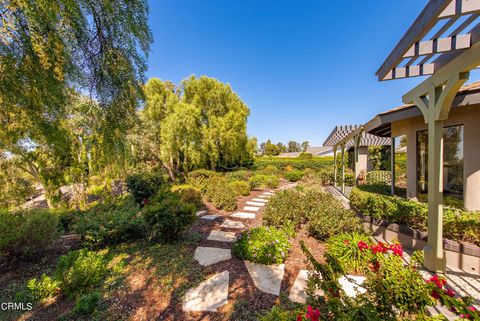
[
  {"x1": 249, "y1": 174, "x2": 279, "y2": 189},
  {"x1": 298, "y1": 152, "x2": 313, "y2": 159},
  {"x1": 254, "y1": 156, "x2": 333, "y2": 171},
  {"x1": 204, "y1": 176, "x2": 238, "y2": 211},
  {"x1": 284, "y1": 170, "x2": 304, "y2": 182},
  {"x1": 366, "y1": 171, "x2": 391, "y2": 185},
  {"x1": 126, "y1": 172, "x2": 165, "y2": 205},
  {"x1": 143, "y1": 194, "x2": 196, "y2": 241},
  {"x1": 344, "y1": 172, "x2": 355, "y2": 186},
  {"x1": 326, "y1": 232, "x2": 373, "y2": 274},
  {"x1": 0, "y1": 209, "x2": 60, "y2": 258},
  {"x1": 55, "y1": 249, "x2": 108, "y2": 297},
  {"x1": 258, "y1": 305, "x2": 299, "y2": 321},
  {"x1": 74, "y1": 197, "x2": 145, "y2": 245},
  {"x1": 186, "y1": 169, "x2": 220, "y2": 192},
  {"x1": 171, "y1": 184, "x2": 203, "y2": 210},
  {"x1": 263, "y1": 189, "x2": 309, "y2": 229},
  {"x1": 257, "y1": 164, "x2": 279, "y2": 175},
  {"x1": 225, "y1": 169, "x2": 252, "y2": 181},
  {"x1": 74, "y1": 292, "x2": 100, "y2": 315},
  {"x1": 350, "y1": 187, "x2": 480, "y2": 246},
  {"x1": 25, "y1": 274, "x2": 61, "y2": 302},
  {"x1": 233, "y1": 226, "x2": 291, "y2": 265},
  {"x1": 229, "y1": 180, "x2": 251, "y2": 196}
]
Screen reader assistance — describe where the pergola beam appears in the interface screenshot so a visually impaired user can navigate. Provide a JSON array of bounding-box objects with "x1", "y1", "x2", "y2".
[
  {"x1": 403, "y1": 33, "x2": 471, "y2": 58},
  {"x1": 439, "y1": 0, "x2": 480, "y2": 18}
]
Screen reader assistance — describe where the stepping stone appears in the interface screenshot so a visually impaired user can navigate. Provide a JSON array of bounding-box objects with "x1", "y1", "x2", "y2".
[
  {"x1": 244, "y1": 261, "x2": 285, "y2": 295},
  {"x1": 182, "y1": 271, "x2": 229, "y2": 312},
  {"x1": 194, "y1": 247, "x2": 231, "y2": 266},
  {"x1": 207, "y1": 230, "x2": 236, "y2": 242},
  {"x1": 252, "y1": 198, "x2": 268, "y2": 203},
  {"x1": 263, "y1": 192, "x2": 274, "y2": 196},
  {"x1": 243, "y1": 206, "x2": 260, "y2": 212},
  {"x1": 289, "y1": 270, "x2": 324, "y2": 303},
  {"x1": 196, "y1": 210, "x2": 207, "y2": 216},
  {"x1": 246, "y1": 201, "x2": 265, "y2": 207},
  {"x1": 220, "y1": 219, "x2": 245, "y2": 229},
  {"x1": 257, "y1": 195, "x2": 271, "y2": 199},
  {"x1": 201, "y1": 214, "x2": 220, "y2": 221},
  {"x1": 230, "y1": 212, "x2": 256, "y2": 219},
  {"x1": 338, "y1": 275, "x2": 366, "y2": 298}
]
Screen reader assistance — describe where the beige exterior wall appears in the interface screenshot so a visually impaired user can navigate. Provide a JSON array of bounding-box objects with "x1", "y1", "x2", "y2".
[{"x1": 391, "y1": 104, "x2": 480, "y2": 211}]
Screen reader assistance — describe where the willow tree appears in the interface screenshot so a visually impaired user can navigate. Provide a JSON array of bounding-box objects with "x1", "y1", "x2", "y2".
[{"x1": 0, "y1": 0, "x2": 152, "y2": 206}]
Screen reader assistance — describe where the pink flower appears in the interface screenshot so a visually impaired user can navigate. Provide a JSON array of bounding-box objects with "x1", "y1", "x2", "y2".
[
  {"x1": 357, "y1": 241, "x2": 369, "y2": 251},
  {"x1": 444, "y1": 288, "x2": 456, "y2": 297},
  {"x1": 305, "y1": 306, "x2": 321, "y2": 321},
  {"x1": 469, "y1": 306, "x2": 477, "y2": 312}
]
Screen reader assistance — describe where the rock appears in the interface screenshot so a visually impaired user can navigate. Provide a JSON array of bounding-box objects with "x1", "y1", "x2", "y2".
[
  {"x1": 220, "y1": 219, "x2": 245, "y2": 229},
  {"x1": 230, "y1": 212, "x2": 256, "y2": 219},
  {"x1": 194, "y1": 247, "x2": 231, "y2": 266},
  {"x1": 182, "y1": 271, "x2": 229, "y2": 312},
  {"x1": 207, "y1": 230, "x2": 236, "y2": 242},
  {"x1": 244, "y1": 261, "x2": 285, "y2": 295}
]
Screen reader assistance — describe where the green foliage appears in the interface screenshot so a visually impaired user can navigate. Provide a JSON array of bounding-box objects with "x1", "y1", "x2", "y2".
[
  {"x1": 298, "y1": 152, "x2": 313, "y2": 159},
  {"x1": 248, "y1": 174, "x2": 280, "y2": 189},
  {"x1": 229, "y1": 180, "x2": 251, "y2": 196},
  {"x1": 368, "y1": 146, "x2": 391, "y2": 171},
  {"x1": 284, "y1": 170, "x2": 304, "y2": 182},
  {"x1": 254, "y1": 156, "x2": 333, "y2": 171},
  {"x1": 171, "y1": 184, "x2": 203, "y2": 210},
  {"x1": 74, "y1": 197, "x2": 145, "y2": 245},
  {"x1": 258, "y1": 305, "x2": 299, "y2": 321},
  {"x1": 25, "y1": 274, "x2": 61, "y2": 302},
  {"x1": 366, "y1": 171, "x2": 391, "y2": 185},
  {"x1": 0, "y1": 209, "x2": 60, "y2": 258},
  {"x1": 263, "y1": 189, "x2": 312, "y2": 229},
  {"x1": 350, "y1": 188, "x2": 480, "y2": 245},
  {"x1": 142, "y1": 193, "x2": 196, "y2": 241},
  {"x1": 74, "y1": 292, "x2": 101, "y2": 315},
  {"x1": 55, "y1": 249, "x2": 108, "y2": 298},
  {"x1": 326, "y1": 232, "x2": 373, "y2": 274},
  {"x1": 0, "y1": 155, "x2": 35, "y2": 209},
  {"x1": 233, "y1": 226, "x2": 291, "y2": 265},
  {"x1": 225, "y1": 169, "x2": 252, "y2": 182},
  {"x1": 126, "y1": 172, "x2": 165, "y2": 205},
  {"x1": 205, "y1": 176, "x2": 238, "y2": 211},
  {"x1": 186, "y1": 169, "x2": 221, "y2": 193}
]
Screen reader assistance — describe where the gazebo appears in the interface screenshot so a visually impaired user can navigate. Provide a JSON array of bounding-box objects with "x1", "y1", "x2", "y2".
[
  {"x1": 377, "y1": 0, "x2": 480, "y2": 272},
  {"x1": 323, "y1": 125, "x2": 390, "y2": 194}
]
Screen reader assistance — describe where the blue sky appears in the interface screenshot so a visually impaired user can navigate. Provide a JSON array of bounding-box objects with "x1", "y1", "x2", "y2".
[{"x1": 146, "y1": 0, "x2": 479, "y2": 146}]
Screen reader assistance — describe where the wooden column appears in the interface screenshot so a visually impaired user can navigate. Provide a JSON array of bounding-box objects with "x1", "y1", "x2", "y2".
[
  {"x1": 390, "y1": 136, "x2": 395, "y2": 196},
  {"x1": 333, "y1": 147, "x2": 337, "y2": 187},
  {"x1": 341, "y1": 144, "x2": 345, "y2": 194}
]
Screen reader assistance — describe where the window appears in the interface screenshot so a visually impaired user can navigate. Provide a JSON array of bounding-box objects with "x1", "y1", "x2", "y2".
[{"x1": 416, "y1": 125, "x2": 464, "y2": 200}]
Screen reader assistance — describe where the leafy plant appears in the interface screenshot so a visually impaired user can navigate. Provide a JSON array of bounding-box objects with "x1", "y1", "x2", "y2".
[
  {"x1": 326, "y1": 232, "x2": 373, "y2": 274},
  {"x1": 249, "y1": 174, "x2": 279, "y2": 189},
  {"x1": 284, "y1": 170, "x2": 304, "y2": 182},
  {"x1": 229, "y1": 180, "x2": 251, "y2": 196},
  {"x1": 25, "y1": 274, "x2": 61, "y2": 302},
  {"x1": 74, "y1": 291, "x2": 101, "y2": 315},
  {"x1": 55, "y1": 249, "x2": 109, "y2": 297},
  {"x1": 204, "y1": 176, "x2": 238, "y2": 211},
  {"x1": 233, "y1": 226, "x2": 291, "y2": 265},
  {"x1": 126, "y1": 172, "x2": 165, "y2": 205},
  {"x1": 143, "y1": 193, "x2": 196, "y2": 241},
  {"x1": 171, "y1": 184, "x2": 203, "y2": 210}
]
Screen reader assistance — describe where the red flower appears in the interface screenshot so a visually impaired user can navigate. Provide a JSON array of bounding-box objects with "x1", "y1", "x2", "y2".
[
  {"x1": 431, "y1": 289, "x2": 441, "y2": 300},
  {"x1": 305, "y1": 306, "x2": 321, "y2": 321},
  {"x1": 469, "y1": 306, "x2": 477, "y2": 312},
  {"x1": 444, "y1": 288, "x2": 456, "y2": 297},
  {"x1": 297, "y1": 313, "x2": 304, "y2": 321},
  {"x1": 427, "y1": 275, "x2": 447, "y2": 289},
  {"x1": 370, "y1": 244, "x2": 388, "y2": 254},
  {"x1": 357, "y1": 241, "x2": 369, "y2": 251},
  {"x1": 369, "y1": 260, "x2": 381, "y2": 272},
  {"x1": 389, "y1": 243, "x2": 403, "y2": 257}
]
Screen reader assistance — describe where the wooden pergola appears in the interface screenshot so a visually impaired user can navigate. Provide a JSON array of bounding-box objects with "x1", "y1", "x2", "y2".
[
  {"x1": 377, "y1": 0, "x2": 480, "y2": 272},
  {"x1": 323, "y1": 125, "x2": 390, "y2": 194}
]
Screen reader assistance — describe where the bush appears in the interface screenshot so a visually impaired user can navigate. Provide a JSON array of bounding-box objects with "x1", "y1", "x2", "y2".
[
  {"x1": 225, "y1": 169, "x2": 252, "y2": 182},
  {"x1": 186, "y1": 169, "x2": 220, "y2": 192},
  {"x1": 204, "y1": 176, "x2": 238, "y2": 211},
  {"x1": 74, "y1": 292, "x2": 100, "y2": 315},
  {"x1": 25, "y1": 274, "x2": 61, "y2": 302},
  {"x1": 366, "y1": 171, "x2": 391, "y2": 185},
  {"x1": 350, "y1": 187, "x2": 480, "y2": 245},
  {"x1": 284, "y1": 170, "x2": 304, "y2": 182},
  {"x1": 326, "y1": 232, "x2": 373, "y2": 274},
  {"x1": 249, "y1": 174, "x2": 279, "y2": 190},
  {"x1": 0, "y1": 209, "x2": 60, "y2": 258},
  {"x1": 55, "y1": 249, "x2": 108, "y2": 297},
  {"x1": 233, "y1": 226, "x2": 291, "y2": 265},
  {"x1": 254, "y1": 156, "x2": 333, "y2": 171},
  {"x1": 126, "y1": 172, "x2": 165, "y2": 205},
  {"x1": 143, "y1": 193, "x2": 196, "y2": 241},
  {"x1": 171, "y1": 184, "x2": 203, "y2": 210},
  {"x1": 263, "y1": 189, "x2": 313, "y2": 229},
  {"x1": 229, "y1": 180, "x2": 251, "y2": 196},
  {"x1": 74, "y1": 197, "x2": 145, "y2": 245}
]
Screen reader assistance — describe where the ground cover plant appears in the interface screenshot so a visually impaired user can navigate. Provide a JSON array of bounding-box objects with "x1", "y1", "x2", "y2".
[
  {"x1": 233, "y1": 226, "x2": 291, "y2": 264},
  {"x1": 350, "y1": 187, "x2": 480, "y2": 245}
]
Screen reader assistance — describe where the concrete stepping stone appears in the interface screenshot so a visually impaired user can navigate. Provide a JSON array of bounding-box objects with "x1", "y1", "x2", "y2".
[
  {"x1": 338, "y1": 275, "x2": 366, "y2": 298},
  {"x1": 257, "y1": 195, "x2": 271, "y2": 199},
  {"x1": 263, "y1": 192, "x2": 274, "y2": 196},
  {"x1": 243, "y1": 206, "x2": 260, "y2": 212},
  {"x1": 220, "y1": 219, "x2": 245, "y2": 229},
  {"x1": 196, "y1": 210, "x2": 207, "y2": 216},
  {"x1": 182, "y1": 271, "x2": 229, "y2": 312},
  {"x1": 207, "y1": 230, "x2": 236, "y2": 242},
  {"x1": 289, "y1": 270, "x2": 324, "y2": 303},
  {"x1": 230, "y1": 212, "x2": 256, "y2": 219},
  {"x1": 246, "y1": 201, "x2": 265, "y2": 207},
  {"x1": 252, "y1": 198, "x2": 268, "y2": 203},
  {"x1": 244, "y1": 261, "x2": 285, "y2": 295},
  {"x1": 201, "y1": 214, "x2": 220, "y2": 221},
  {"x1": 194, "y1": 247, "x2": 231, "y2": 266}
]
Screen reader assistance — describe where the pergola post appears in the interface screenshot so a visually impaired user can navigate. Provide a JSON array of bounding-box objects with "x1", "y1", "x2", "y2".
[
  {"x1": 341, "y1": 143, "x2": 345, "y2": 194},
  {"x1": 390, "y1": 136, "x2": 395, "y2": 196},
  {"x1": 353, "y1": 132, "x2": 362, "y2": 186},
  {"x1": 333, "y1": 147, "x2": 337, "y2": 187},
  {"x1": 403, "y1": 72, "x2": 469, "y2": 272}
]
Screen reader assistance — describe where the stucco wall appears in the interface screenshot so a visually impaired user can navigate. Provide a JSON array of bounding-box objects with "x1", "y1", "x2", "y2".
[{"x1": 391, "y1": 104, "x2": 480, "y2": 211}]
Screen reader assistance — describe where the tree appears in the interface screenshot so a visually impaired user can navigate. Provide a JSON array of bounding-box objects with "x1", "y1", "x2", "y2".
[
  {"x1": 0, "y1": 0, "x2": 152, "y2": 206},
  {"x1": 276, "y1": 142, "x2": 287, "y2": 153},
  {"x1": 264, "y1": 140, "x2": 280, "y2": 156},
  {"x1": 301, "y1": 141, "x2": 310, "y2": 152},
  {"x1": 287, "y1": 141, "x2": 301, "y2": 153}
]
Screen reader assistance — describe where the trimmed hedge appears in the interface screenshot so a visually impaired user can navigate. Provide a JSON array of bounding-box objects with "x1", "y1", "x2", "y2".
[
  {"x1": 350, "y1": 188, "x2": 480, "y2": 246},
  {"x1": 284, "y1": 170, "x2": 304, "y2": 182},
  {"x1": 248, "y1": 174, "x2": 279, "y2": 190},
  {"x1": 253, "y1": 156, "x2": 333, "y2": 171},
  {"x1": 366, "y1": 170, "x2": 391, "y2": 185}
]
